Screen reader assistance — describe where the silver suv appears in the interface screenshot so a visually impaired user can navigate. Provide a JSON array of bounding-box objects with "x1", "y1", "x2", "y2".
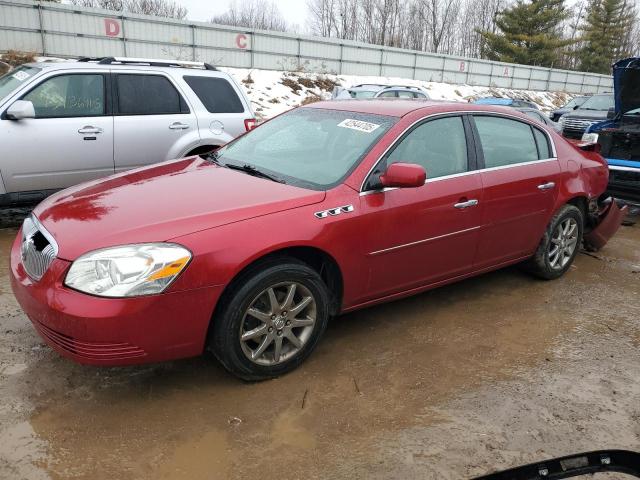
[{"x1": 0, "y1": 57, "x2": 254, "y2": 206}]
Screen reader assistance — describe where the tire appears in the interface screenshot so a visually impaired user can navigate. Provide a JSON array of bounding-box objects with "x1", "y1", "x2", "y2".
[
  {"x1": 209, "y1": 257, "x2": 330, "y2": 381},
  {"x1": 525, "y1": 204, "x2": 584, "y2": 280}
]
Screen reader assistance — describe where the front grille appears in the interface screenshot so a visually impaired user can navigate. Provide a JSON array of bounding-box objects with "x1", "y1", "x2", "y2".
[
  {"x1": 21, "y1": 215, "x2": 57, "y2": 281},
  {"x1": 561, "y1": 118, "x2": 599, "y2": 139},
  {"x1": 33, "y1": 320, "x2": 147, "y2": 361}
]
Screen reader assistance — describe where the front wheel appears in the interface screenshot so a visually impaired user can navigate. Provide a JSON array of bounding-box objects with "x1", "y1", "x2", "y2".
[
  {"x1": 209, "y1": 258, "x2": 330, "y2": 381},
  {"x1": 525, "y1": 204, "x2": 584, "y2": 280}
]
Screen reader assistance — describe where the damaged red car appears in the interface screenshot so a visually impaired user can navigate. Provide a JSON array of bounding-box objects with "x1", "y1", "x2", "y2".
[{"x1": 10, "y1": 100, "x2": 626, "y2": 380}]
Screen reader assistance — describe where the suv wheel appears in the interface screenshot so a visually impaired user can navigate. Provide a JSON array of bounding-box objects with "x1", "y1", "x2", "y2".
[
  {"x1": 525, "y1": 204, "x2": 584, "y2": 280},
  {"x1": 209, "y1": 258, "x2": 330, "y2": 381}
]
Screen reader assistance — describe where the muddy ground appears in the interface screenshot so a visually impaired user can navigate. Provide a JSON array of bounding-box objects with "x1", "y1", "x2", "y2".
[{"x1": 0, "y1": 208, "x2": 639, "y2": 480}]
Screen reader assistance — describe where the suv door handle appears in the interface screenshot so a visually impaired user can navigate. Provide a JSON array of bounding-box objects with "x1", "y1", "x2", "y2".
[
  {"x1": 454, "y1": 199, "x2": 479, "y2": 209},
  {"x1": 537, "y1": 182, "x2": 556, "y2": 191},
  {"x1": 169, "y1": 122, "x2": 190, "y2": 130},
  {"x1": 78, "y1": 126, "x2": 103, "y2": 134}
]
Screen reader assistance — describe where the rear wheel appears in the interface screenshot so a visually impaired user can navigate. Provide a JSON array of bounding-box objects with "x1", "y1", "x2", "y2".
[
  {"x1": 525, "y1": 204, "x2": 584, "y2": 280},
  {"x1": 209, "y1": 258, "x2": 330, "y2": 381}
]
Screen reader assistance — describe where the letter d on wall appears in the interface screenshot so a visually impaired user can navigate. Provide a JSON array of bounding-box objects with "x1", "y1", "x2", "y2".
[{"x1": 104, "y1": 19, "x2": 120, "y2": 37}]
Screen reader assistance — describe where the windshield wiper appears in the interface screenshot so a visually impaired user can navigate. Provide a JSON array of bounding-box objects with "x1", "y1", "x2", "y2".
[{"x1": 224, "y1": 163, "x2": 286, "y2": 184}]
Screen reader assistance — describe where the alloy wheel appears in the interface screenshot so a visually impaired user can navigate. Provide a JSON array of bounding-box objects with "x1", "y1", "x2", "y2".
[
  {"x1": 548, "y1": 217, "x2": 579, "y2": 270},
  {"x1": 239, "y1": 282, "x2": 317, "y2": 365}
]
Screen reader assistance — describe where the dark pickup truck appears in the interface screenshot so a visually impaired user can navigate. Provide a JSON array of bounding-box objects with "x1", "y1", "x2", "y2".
[{"x1": 583, "y1": 57, "x2": 640, "y2": 204}]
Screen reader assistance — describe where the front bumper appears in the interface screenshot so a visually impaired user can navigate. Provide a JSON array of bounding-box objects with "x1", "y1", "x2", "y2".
[
  {"x1": 583, "y1": 199, "x2": 628, "y2": 251},
  {"x1": 10, "y1": 232, "x2": 222, "y2": 366}
]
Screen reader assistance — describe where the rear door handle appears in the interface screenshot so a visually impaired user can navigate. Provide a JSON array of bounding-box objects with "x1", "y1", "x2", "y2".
[
  {"x1": 538, "y1": 182, "x2": 556, "y2": 191},
  {"x1": 169, "y1": 122, "x2": 190, "y2": 130},
  {"x1": 454, "y1": 199, "x2": 479, "y2": 209},
  {"x1": 78, "y1": 126, "x2": 103, "y2": 134}
]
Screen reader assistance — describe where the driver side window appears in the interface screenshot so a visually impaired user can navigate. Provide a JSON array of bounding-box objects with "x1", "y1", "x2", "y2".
[
  {"x1": 385, "y1": 116, "x2": 469, "y2": 179},
  {"x1": 23, "y1": 74, "x2": 105, "y2": 118}
]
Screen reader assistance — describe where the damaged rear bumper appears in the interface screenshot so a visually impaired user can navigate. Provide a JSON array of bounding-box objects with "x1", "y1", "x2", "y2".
[{"x1": 583, "y1": 198, "x2": 628, "y2": 250}]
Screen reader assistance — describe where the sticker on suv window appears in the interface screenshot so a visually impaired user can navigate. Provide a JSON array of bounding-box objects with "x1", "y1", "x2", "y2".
[
  {"x1": 337, "y1": 119, "x2": 381, "y2": 133},
  {"x1": 12, "y1": 71, "x2": 31, "y2": 81}
]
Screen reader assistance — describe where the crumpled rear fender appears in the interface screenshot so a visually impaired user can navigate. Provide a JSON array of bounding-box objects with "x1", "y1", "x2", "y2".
[{"x1": 584, "y1": 199, "x2": 628, "y2": 250}]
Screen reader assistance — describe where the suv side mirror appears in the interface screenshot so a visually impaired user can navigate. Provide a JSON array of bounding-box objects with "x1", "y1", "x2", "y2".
[
  {"x1": 380, "y1": 162, "x2": 426, "y2": 188},
  {"x1": 6, "y1": 100, "x2": 35, "y2": 120},
  {"x1": 606, "y1": 107, "x2": 616, "y2": 119}
]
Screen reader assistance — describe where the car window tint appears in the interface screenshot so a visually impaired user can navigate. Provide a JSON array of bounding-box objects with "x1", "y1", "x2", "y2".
[
  {"x1": 183, "y1": 76, "x2": 244, "y2": 113},
  {"x1": 397, "y1": 91, "x2": 414, "y2": 98},
  {"x1": 386, "y1": 116, "x2": 468, "y2": 178},
  {"x1": 415, "y1": 92, "x2": 427, "y2": 99},
  {"x1": 377, "y1": 91, "x2": 396, "y2": 98},
  {"x1": 533, "y1": 127, "x2": 551, "y2": 159},
  {"x1": 117, "y1": 74, "x2": 185, "y2": 115},
  {"x1": 474, "y1": 116, "x2": 539, "y2": 168},
  {"x1": 23, "y1": 74, "x2": 104, "y2": 118}
]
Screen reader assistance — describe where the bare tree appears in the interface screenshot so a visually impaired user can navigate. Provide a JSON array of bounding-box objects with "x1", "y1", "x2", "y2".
[
  {"x1": 211, "y1": 0, "x2": 289, "y2": 32},
  {"x1": 69, "y1": 0, "x2": 187, "y2": 19}
]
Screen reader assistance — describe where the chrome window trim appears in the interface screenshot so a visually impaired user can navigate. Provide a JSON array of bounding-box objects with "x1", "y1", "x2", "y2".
[{"x1": 359, "y1": 110, "x2": 558, "y2": 193}]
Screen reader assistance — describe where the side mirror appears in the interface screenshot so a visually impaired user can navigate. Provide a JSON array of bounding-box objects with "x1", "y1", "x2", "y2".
[
  {"x1": 573, "y1": 105, "x2": 579, "y2": 110},
  {"x1": 6, "y1": 100, "x2": 35, "y2": 120},
  {"x1": 380, "y1": 162, "x2": 426, "y2": 189},
  {"x1": 606, "y1": 107, "x2": 616, "y2": 119}
]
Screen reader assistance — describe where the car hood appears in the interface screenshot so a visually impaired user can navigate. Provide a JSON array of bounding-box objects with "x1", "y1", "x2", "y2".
[
  {"x1": 561, "y1": 109, "x2": 609, "y2": 120},
  {"x1": 34, "y1": 157, "x2": 326, "y2": 260},
  {"x1": 613, "y1": 57, "x2": 640, "y2": 115}
]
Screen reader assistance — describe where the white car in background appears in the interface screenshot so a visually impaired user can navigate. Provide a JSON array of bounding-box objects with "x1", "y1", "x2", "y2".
[
  {"x1": 0, "y1": 57, "x2": 255, "y2": 206},
  {"x1": 332, "y1": 84, "x2": 430, "y2": 100}
]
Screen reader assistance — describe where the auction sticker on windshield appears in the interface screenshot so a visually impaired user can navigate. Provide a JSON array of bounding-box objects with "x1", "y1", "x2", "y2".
[
  {"x1": 337, "y1": 119, "x2": 381, "y2": 133},
  {"x1": 11, "y1": 71, "x2": 31, "y2": 81}
]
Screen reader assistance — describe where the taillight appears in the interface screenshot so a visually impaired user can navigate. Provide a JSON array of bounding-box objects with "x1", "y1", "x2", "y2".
[{"x1": 244, "y1": 118, "x2": 256, "y2": 131}]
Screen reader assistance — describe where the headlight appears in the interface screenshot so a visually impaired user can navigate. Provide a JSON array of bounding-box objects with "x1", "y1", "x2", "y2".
[
  {"x1": 558, "y1": 116, "x2": 566, "y2": 127},
  {"x1": 65, "y1": 243, "x2": 191, "y2": 297},
  {"x1": 581, "y1": 132, "x2": 599, "y2": 143}
]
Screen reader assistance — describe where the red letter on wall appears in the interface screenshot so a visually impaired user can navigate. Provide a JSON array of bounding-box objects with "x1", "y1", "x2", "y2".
[
  {"x1": 236, "y1": 34, "x2": 248, "y2": 49},
  {"x1": 104, "y1": 19, "x2": 120, "y2": 37}
]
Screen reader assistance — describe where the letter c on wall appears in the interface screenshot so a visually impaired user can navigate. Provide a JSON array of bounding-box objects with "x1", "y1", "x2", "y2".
[
  {"x1": 236, "y1": 33, "x2": 248, "y2": 49},
  {"x1": 105, "y1": 19, "x2": 120, "y2": 37}
]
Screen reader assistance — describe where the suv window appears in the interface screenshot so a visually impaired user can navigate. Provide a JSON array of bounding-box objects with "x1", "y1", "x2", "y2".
[
  {"x1": 398, "y1": 91, "x2": 415, "y2": 98},
  {"x1": 183, "y1": 76, "x2": 244, "y2": 113},
  {"x1": 474, "y1": 116, "x2": 539, "y2": 168},
  {"x1": 386, "y1": 116, "x2": 468, "y2": 178},
  {"x1": 377, "y1": 91, "x2": 396, "y2": 98},
  {"x1": 23, "y1": 74, "x2": 104, "y2": 118},
  {"x1": 116, "y1": 74, "x2": 188, "y2": 115}
]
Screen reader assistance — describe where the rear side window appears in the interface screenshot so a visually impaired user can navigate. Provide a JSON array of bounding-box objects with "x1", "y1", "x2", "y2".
[
  {"x1": 533, "y1": 127, "x2": 552, "y2": 159},
  {"x1": 377, "y1": 91, "x2": 396, "y2": 98},
  {"x1": 474, "y1": 116, "x2": 539, "y2": 168},
  {"x1": 183, "y1": 76, "x2": 244, "y2": 113},
  {"x1": 23, "y1": 74, "x2": 104, "y2": 118},
  {"x1": 386, "y1": 116, "x2": 468, "y2": 178},
  {"x1": 116, "y1": 74, "x2": 188, "y2": 115},
  {"x1": 397, "y1": 91, "x2": 414, "y2": 98}
]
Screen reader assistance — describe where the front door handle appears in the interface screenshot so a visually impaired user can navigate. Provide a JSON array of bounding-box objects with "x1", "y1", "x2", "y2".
[
  {"x1": 169, "y1": 122, "x2": 190, "y2": 130},
  {"x1": 78, "y1": 126, "x2": 103, "y2": 134},
  {"x1": 538, "y1": 182, "x2": 556, "y2": 191},
  {"x1": 454, "y1": 199, "x2": 479, "y2": 209}
]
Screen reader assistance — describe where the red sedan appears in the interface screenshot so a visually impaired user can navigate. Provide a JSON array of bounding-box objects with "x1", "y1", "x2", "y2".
[{"x1": 10, "y1": 100, "x2": 625, "y2": 380}]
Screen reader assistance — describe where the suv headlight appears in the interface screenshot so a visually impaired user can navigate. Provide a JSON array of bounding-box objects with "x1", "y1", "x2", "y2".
[
  {"x1": 581, "y1": 132, "x2": 599, "y2": 143},
  {"x1": 65, "y1": 243, "x2": 191, "y2": 297}
]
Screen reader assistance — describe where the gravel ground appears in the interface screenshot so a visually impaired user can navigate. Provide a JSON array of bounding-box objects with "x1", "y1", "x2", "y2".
[{"x1": 0, "y1": 208, "x2": 638, "y2": 479}]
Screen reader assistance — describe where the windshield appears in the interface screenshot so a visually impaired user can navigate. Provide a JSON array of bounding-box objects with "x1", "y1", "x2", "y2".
[
  {"x1": 564, "y1": 97, "x2": 587, "y2": 109},
  {"x1": 578, "y1": 94, "x2": 614, "y2": 111},
  {"x1": 215, "y1": 108, "x2": 397, "y2": 189},
  {"x1": 0, "y1": 65, "x2": 41, "y2": 104}
]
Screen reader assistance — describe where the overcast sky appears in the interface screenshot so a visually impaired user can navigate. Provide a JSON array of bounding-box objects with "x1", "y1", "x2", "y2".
[{"x1": 180, "y1": 0, "x2": 309, "y2": 30}]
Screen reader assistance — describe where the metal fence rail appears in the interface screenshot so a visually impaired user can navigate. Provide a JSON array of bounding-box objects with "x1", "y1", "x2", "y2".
[{"x1": 0, "y1": 0, "x2": 613, "y2": 93}]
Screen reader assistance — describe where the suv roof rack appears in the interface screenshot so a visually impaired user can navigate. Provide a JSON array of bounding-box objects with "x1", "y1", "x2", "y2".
[
  {"x1": 77, "y1": 57, "x2": 217, "y2": 70},
  {"x1": 381, "y1": 85, "x2": 422, "y2": 91}
]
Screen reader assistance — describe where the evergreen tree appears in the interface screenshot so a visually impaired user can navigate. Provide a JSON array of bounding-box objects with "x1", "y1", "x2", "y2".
[
  {"x1": 479, "y1": 0, "x2": 573, "y2": 67},
  {"x1": 578, "y1": 0, "x2": 636, "y2": 74}
]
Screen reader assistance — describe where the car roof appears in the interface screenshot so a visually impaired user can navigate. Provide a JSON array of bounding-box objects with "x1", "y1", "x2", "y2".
[
  {"x1": 304, "y1": 99, "x2": 531, "y2": 118},
  {"x1": 22, "y1": 59, "x2": 226, "y2": 74}
]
